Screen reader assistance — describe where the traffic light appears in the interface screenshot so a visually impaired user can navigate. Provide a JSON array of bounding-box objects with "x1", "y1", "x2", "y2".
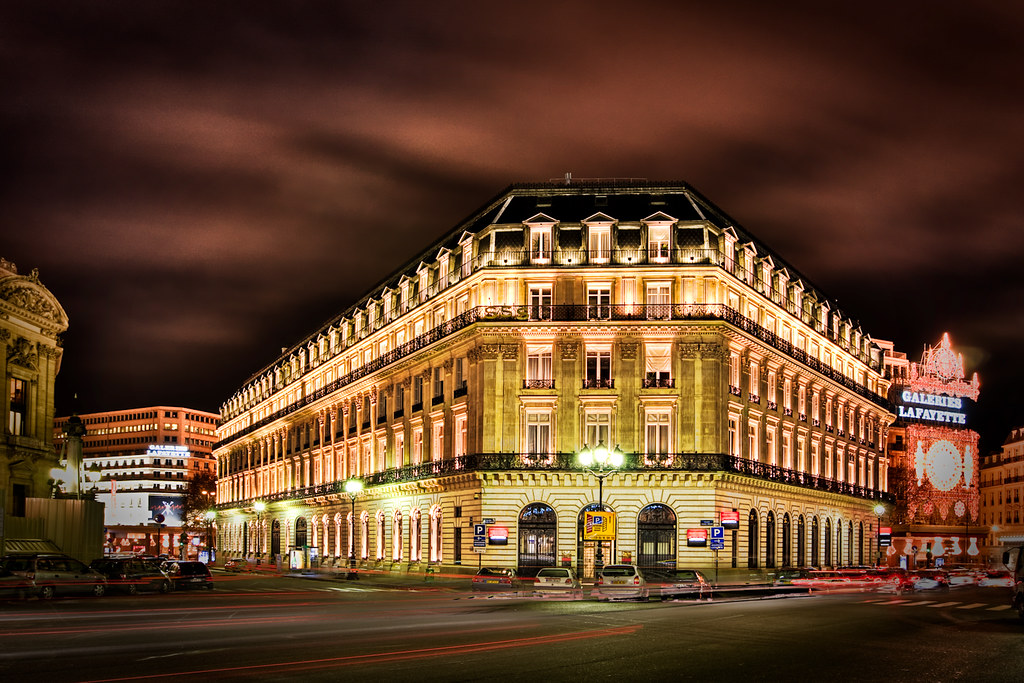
[{"x1": 179, "y1": 532, "x2": 188, "y2": 546}]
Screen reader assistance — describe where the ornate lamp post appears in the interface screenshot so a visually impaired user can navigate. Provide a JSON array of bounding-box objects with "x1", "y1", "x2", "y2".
[
  {"x1": 578, "y1": 442, "x2": 624, "y2": 573},
  {"x1": 344, "y1": 479, "x2": 364, "y2": 569},
  {"x1": 873, "y1": 503, "x2": 886, "y2": 567},
  {"x1": 253, "y1": 501, "x2": 266, "y2": 564}
]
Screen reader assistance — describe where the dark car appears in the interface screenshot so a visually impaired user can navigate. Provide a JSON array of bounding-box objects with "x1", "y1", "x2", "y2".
[
  {"x1": 646, "y1": 568, "x2": 710, "y2": 600},
  {"x1": 471, "y1": 567, "x2": 523, "y2": 592},
  {"x1": 0, "y1": 553, "x2": 106, "y2": 599},
  {"x1": 90, "y1": 557, "x2": 172, "y2": 594},
  {"x1": 0, "y1": 567, "x2": 34, "y2": 601},
  {"x1": 165, "y1": 561, "x2": 214, "y2": 590}
]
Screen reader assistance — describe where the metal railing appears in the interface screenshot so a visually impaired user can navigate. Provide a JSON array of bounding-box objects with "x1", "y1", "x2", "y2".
[{"x1": 219, "y1": 451, "x2": 890, "y2": 510}]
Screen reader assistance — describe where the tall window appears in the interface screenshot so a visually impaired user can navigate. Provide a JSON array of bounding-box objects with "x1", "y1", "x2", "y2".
[
  {"x1": 412, "y1": 429, "x2": 423, "y2": 464},
  {"x1": 748, "y1": 422, "x2": 758, "y2": 461},
  {"x1": 644, "y1": 411, "x2": 670, "y2": 456},
  {"x1": 646, "y1": 283, "x2": 670, "y2": 319},
  {"x1": 526, "y1": 346, "x2": 553, "y2": 388},
  {"x1": 585, "y1": 411, "x2": 610, "y2": 447},
  {"x1": 530, "y1": 227, "x2": 551, "y2": 261},
  {"x1": 526, "y1": 412, "x2": 551, "y2": 455},
  {"x1": 766, "y1": 427, "x2": 776, "y2": 466},
  {"x1": 432, "y1": 422, "x2": 444, "y2": 462},
  {"x1": 412, "y1": 376, "x2": 423, "y2": 408},
  {"x1": 589, "y1": 226, "x2": 611, "y2": 262},
  {"x1": 728, "y1": 416, "x2": 739, "y2": 456},
  {"x1": 528, "y1": 285, "x2": 552, "y2": 320},
  {"x1": 587, "y1": 285, "x2": 611, "y2": 319},
  {"x1": 648, "y1": 225, "x2": 670, "y2": 261},
  {"x1": 644, "y1": 343, "x2": 672, "y2": 387},
  {"x1": 376, "y1": 511, "x2": 385, "y2": 561},
  {"x1": 360, "y1": 511, "x2": 369, "y2": 560},
  {"x1": 432, "y1": 367, "x2": 444, "y2": 401},
  {"x1": 782, "y1": 431, "x2": 792, "y2": 469},
  {"x1": 8, "y1": 378, "x2": 26, "y2": 436},
  {"x1": 767, "y1": 370, "x2": 777, "y2": 407},
  {"x1": 584, "y1": 348, "x2": 612, "y2": 388},
  {"x1": 429, "y1": 506, "x2": 443, "y2": 563},
  {"x1": 454, "y1": 415, "x2": 468, "y2": 459}
]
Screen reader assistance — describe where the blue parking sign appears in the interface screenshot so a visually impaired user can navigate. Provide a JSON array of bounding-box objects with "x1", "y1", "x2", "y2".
[
  {"x1": 710, "y1": 526, "x2": 725, "y2": 540},
  {"x1": 710, "y1": 539, "x2": 725, "y2": 550}
]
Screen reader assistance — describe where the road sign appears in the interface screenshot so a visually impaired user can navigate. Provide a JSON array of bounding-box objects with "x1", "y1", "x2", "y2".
[
  {"x1": 686, "y1": 528, "x2": 708, "y2": 547},
  {"x1": 700, "y1": 519, "x2": 715, "y2": 526},
  {"x1": 473, "y1": 523, "x2": 486, "y2": 548},
  {"x1": 474, "y1": 524, "x2": 486, "y2": 536},
  {"x1": 710, "y1": 539, "x2": 725, "y2": 551},
  {"x1": 710, "y1": 526, "x2": 725, "y2": 540},
  {"x1": 483, "y1": 518, "x2": 495, "y2": 524}
]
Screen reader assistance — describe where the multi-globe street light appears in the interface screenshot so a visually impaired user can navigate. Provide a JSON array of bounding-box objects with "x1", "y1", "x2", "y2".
[
  {"x1": 344, "y1": 479, "x2": 364, "y2": 569},
  {"x1": 204, "y1": 510, "x2": 216, "y2": 562},
  {"x1": 253, "y1": 501, "x2": 266, "y2": 564},
  {"x1": 577, "y1": 442, "x2": 624, "y2": 573},
  {"x1": 873, "y1": 503, "x2": 886, "y2": 567}
]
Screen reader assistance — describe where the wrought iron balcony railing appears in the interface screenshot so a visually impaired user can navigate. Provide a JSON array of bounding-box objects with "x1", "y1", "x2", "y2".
[{"x1": 218, "y1": 451, "x2": 891, "y2": 510}]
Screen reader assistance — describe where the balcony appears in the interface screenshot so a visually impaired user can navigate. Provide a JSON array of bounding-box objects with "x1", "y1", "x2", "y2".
[
  {"x1": 642, "y1": 377, "x2": 674, "y2": 389},
  {"x1": 219, "y1": 451, "x2": 890, "y2": 510},
  {"x1": 582, "y1": 378, "x2": 615, "y2": 389},
  {"x1": 523, "y1": 379, "x2": 556, "y2": 389}
]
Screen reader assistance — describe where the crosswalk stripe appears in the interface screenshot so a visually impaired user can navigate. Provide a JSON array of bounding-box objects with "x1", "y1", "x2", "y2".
[
  {"x1": 910, "y1": 601, "x2": 935, "y2": 606},
  {"x1": 987, "y1": 605, "x2": 1011, "y2": 611},
  {"x1": 881, "y1": 599, "x2": 911, "y2": 605},
  {"x1": 927, "y1": 602, "x2": 960, "y2": 608},
  {"x1": 859, "y1": 599, "x2": 888, "y2": 603},
  {"x1": 956, "y1": 603, "x2": 987, "y2": 610}
]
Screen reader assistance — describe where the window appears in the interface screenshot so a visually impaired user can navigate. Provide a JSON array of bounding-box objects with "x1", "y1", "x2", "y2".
[
  {"x1": 729, "y1": 416, "x2": 740, "y2": 456},
  {"x1": 729, "y1": 352, "x2": 741, "y2": 393},
  {"x1": 587, "y1": 285, "x2": 611, "y2": 319},
  {"x1": 644, "y1": 343, "x2": 672, "y2": 388},
  {"x1": 767, "y1": 370, "x2": 777, "y2": 408},
  {"x1": 585, "y1": 411, "x2": 610, "y2": 447},
  {"x1": 412, "y1": 429, "x2": 423, "y2": 464},
  {"x1": 589, "y1": 226, "x2": 611, "y2": 262},
  {"x1": 526, "y1": 412, "x2": 551, "y2": 455},
  {"x1": 648, "y1": 225, "x2": 670, "y2": 261},
  {"x1": 646, "y1": 283, "x2": 670, "y2": 319},
  {"x1": 783, "y1": 378, "x2": 793, "y2": 415},
  {"x1": 530, "y1": 227, "x2": 552, "y2": 261},
  {"x1": 584, "y1": 348, "x2": 612, "y2": 388},
  {"x1": 525, "y1": 346, "x2": 554, "y2": 389},
  {"x1": 412, "y1": 376, "x2": 423, "y2": 409},
  {"x1": 644, "y1": 411, "x2": 670, "y2": 456},
  {"x1": 766, "y1": 427, "x2": 776, "y2": 466},
  {"x1": 748, "y1": 360, "x2": 759, "y2": 400},
  {"x1": 432, "y1": 367, "x2": 444, "y2": 403},
  {"x1": 8, "y1": 378, "x2": 27, "y2": 436},
  {"x1": 782, "y1": 431, "x2": 792, "y2": 469},
  {"x1": 454, "y1": 357, "x2": 467, "y2": 393},
  {"x1": 455, "y1": 415, "x2": 468, "y2": 459},
  {"x1": 432, "y1": 422, "x2": 444, "y2": 462},
  {"x1": 748, "y1": 422, "x2": 759, "y2": 461},
  {"x1": 528, "y1": 285, "x2": 553, "y2": 320}
]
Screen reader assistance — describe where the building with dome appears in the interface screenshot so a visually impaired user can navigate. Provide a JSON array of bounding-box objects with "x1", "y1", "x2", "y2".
[{"x1": 213, "y1": 181, "x2": 895, "y2": 578}]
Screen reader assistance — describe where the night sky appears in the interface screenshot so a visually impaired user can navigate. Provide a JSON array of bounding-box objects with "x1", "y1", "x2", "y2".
[{"x1": 3, "y1": 2, "x2": 1022, "y2": 452}]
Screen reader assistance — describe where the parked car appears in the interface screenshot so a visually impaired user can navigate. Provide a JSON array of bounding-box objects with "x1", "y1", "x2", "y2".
[
  {"x1": 790, "y1": 570, "x2": 874, "y2": 592},
  {"x1": 946, "y1": 570, "x2": 979, "y2": 587},
  {"x1": 223, "y1": 558, "x2": 248, "y2": 572},
  {"x1": 0, "y1": 566, "x2": 33, "y2": 601},
  {"x1": 595, "y1": 564, "x2": 648, "y2": 601},
  {"x1": 90, "y1": 557, "x2": 172, "y2": 594},
  {"x1": 471, "y1": 567, "x2": 523, "y2": 593},
  {"x1": 978, "y1": 570, "x2": 1013, "y2": 588},
  {"x1": 906, "y1": 570, "x2": 949, "y2": 592},
  {"x1": 533, "y1": 567, "x2": 582, "y2": 598},
  {"x1": 164, "y1": 561, "x2": 214, "y2": 590},
  {"x1": 646, "y1": 568, "x2": 710, "y2": 600},
  {"x1": 0, "y1": 553, "x2": 106, "y2": 599},
  {"x1": 774, "y1": 568, "x2": 815, "y2": 586}
]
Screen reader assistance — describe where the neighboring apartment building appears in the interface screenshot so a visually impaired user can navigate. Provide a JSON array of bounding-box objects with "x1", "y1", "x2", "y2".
[
  {"x1": 54, "y1": 407, "x2": 219, "y2": 556},
  {"x1": 882, "y1": 333, "x2": 982, "y2": 568},
  {"x1": 980, "y1": 426, "x2": 1024, "y2": 563},
  {"x1": 1, "y1": 257, "x2": 102, "y2": 561},
  {"x1": 214, "y1": 181, "x2": 894, "y2": 577}
]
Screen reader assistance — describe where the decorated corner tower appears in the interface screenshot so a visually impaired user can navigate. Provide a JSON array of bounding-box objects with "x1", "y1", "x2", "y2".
[{"x1": 887, "y1": 333, "x2": 981, "y2": 566}]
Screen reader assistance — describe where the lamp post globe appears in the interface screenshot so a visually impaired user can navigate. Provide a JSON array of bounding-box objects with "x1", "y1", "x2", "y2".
[
  {"x1": 873, "y1": 504, "x2": 886, "y2": 567},
  {"x1": 577, "y1": 442, "x2": 624, "y2": 576}
]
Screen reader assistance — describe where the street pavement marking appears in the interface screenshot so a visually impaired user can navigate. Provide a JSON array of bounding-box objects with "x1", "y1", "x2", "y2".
[
  {"x1": 956, "y1": 603, "x2": 988, "y2": 610},
  {"x1": 909, "y1": 601, "x2": 935, "y2": 606},
  {"x1": 987, "y1": 605, "x2": 1011, "y2": 611},
  {"x1": 859, "y1": 599, "x2": 889, "y2": 603},
  {"x1": 881, "y1": 599, "x2": 911, "y2": 605},
  {"x1": 927, "y1": 602, "x2": 960, "y2": 608}
]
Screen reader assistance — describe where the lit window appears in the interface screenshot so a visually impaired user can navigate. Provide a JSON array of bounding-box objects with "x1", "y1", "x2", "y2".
[
  {"x1": 646, "y1": 283, "x2": 670, "y2": 319},
  {"x1": 585, "y1": 348, "x2": 612, "y2": 388},
  {"x1": 587, "y1": 285, "x2": 611, "y2": 319},
  {"x1": 585, "y1": 411, "x2": 611, "y2": 447},
  {"x1": 589, "y1": 226, "x2": 611, "y2": 262},
  {"x1": 644, "y1": 343, "x2": 672, "y2": 388},
  {"x1": 648, "y1": 225, "x2": 670, "y2": 261},
  {"x1": 526, "y1": 412, "x2": 551, "y2": 455},
  {"x1": 645, "y1": 411, "x2": 671, "y2": 455},
  {"x1": 528, "y1": 285, "x2": 553, "y2": 320},
  {"x1": 530, "y1": 227, "x2": 552, "y2": 261}
]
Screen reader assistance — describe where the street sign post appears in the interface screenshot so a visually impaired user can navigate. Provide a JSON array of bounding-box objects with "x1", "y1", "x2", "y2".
[{"x1": 700, "y1": 519, "x2": 715, "y2": 526}]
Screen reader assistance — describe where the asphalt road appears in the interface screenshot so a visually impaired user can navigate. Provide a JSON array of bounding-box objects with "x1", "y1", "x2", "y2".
[{"x1": 1, "y1": 573, "x2": 1021, "y2": 682}]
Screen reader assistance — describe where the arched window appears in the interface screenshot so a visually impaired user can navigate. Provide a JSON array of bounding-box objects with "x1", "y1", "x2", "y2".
[
  {"x1": 429, "y1": 505, "x2": 443, "y2": 564},
  {"x1": 519, "y1": 503, "x2": 557, "y2": 573},
  {"x1": 270, "y1": 519, "x2": 281, "y2": 557},
  {"x1": 638, "y1": 504, "x2": 677, "y2": 569},
  {"x1": 360, "y1": 511, "x2": 369, "y2": 560},
  {"x1": 797, "y1": 515, "x2": 805, "y2": 567},
  {"x1": 765, "y1": 511, "x2": 776, "y2": 568},
  {"x1": 824, "y1": 518, "x2": 833, "y2": 566},
  {"x1": 393, "y1": 510, "x2": 403, "y2": 562},
  {"x1": 747, "y1": 509, "x2": 760, "y2": 569},
  {"x1": 376, "y1": 510, "x2": 386, "y2": 561},
  {"x1": 295, "y1": 517, "x2": 308, "y2": 548},
  {"x1": 781, "y1": 513, "x2": 792, "y2": 567},
  {"x1": 811, "y1": 516, "x2": 820, "y2": 567},
  {"x1": 577, "y1": 503, "x2": 614, "y2": 579},
  {"x1": 410, "y1": 508, "x2": 422, "y2": 562}
]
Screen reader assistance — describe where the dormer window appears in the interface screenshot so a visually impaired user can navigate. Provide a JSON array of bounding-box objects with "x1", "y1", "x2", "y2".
[
  {"x1": 588, "y1": 225, "x2": 611, "y2": 262},
  {"x1": 648, "y1": 225, "x2": 670, "y2": 262},
  {"x1": 530, "y1": 227, "x2": 552, "y2": 262}
]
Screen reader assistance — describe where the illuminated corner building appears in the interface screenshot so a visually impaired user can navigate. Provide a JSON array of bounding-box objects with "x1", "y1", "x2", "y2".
[
  {"x1": 54, "y1": 407, "x2": 219, "y2": 557},
  {"x1": 881, "y1": 333, "x2": 982, "y2": 567},
  {"x1": 979, "y1": 427, "x2": 1024, "y2": 563},
  {"x1": 214, "y1": 181, "x2": 894, "y2": 578}
]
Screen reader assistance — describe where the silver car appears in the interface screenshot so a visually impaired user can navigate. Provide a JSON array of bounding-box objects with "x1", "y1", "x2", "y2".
[
  {"x1": 533, "y1": 567, "x2": 583, "y2": 598},
  {"x1": 1, "y1": 553, "x2": 107, "y2": 599},
  {"x1": 595, "y1": 564, "x2": 648, "y2": 601}
]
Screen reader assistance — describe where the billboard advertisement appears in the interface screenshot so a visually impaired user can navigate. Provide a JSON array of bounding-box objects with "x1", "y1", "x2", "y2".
[
  {"x1": 583, "y1": 511, "x2": 616, "y2": 541},
  {"x1": 148, "y1": 495, "x2": 184, "y2": 527}
]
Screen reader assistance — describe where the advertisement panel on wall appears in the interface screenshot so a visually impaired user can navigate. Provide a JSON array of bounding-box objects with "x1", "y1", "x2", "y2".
[
  {"x1": 583, "y1": 511, "x2": 616, "y2": 541},
  {"x1": 148, "y1": 496, "x2": 184, "y2": 527}
]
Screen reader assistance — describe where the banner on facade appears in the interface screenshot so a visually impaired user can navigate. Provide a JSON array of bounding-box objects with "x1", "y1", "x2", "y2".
[{"x1": 583, "y1": 511, "x2": 616, "y2": 541}]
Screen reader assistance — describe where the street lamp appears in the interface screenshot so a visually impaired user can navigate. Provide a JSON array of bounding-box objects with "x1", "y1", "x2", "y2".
[
  {"x1": 873, "y1": 503, "x2": 886, "y2": 567},
  {"x1": 578, "y1": 442, "x2": 624, "y2": 573},
  {"x1": 344, "y1": 479, "x2": 364, "y2": 569},
  {"x1": 204, "y1": 510, "x2": 216, "y2": 563},
  {"x1": 253, "y1": 501, "x2": 266, "y2": 564}
]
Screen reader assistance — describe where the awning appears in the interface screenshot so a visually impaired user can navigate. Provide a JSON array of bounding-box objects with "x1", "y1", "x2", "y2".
[{"x1": 3, "y1": 539, "x2": 62, "y2": 554}]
